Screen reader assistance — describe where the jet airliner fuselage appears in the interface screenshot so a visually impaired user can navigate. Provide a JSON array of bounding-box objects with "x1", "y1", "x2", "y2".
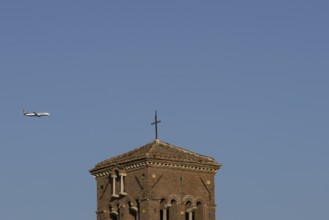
[{"x1": 23, "y1": 109, "x2": 50, "y2": 117}]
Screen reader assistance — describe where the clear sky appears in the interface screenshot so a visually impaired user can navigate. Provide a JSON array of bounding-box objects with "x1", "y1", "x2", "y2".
[{"x1": 1, "y1": 1, "x2": 328, "y2": 219}]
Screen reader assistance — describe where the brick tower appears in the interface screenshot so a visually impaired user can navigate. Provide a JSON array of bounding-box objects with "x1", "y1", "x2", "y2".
[{"x1": 90, "y1": 139, "x2": 221, "y2": 220}]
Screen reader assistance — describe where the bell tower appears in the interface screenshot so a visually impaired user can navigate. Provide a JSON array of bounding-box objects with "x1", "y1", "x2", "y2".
[{"x1": 90, "y1": 139, "x2": 221, "y2": 220}]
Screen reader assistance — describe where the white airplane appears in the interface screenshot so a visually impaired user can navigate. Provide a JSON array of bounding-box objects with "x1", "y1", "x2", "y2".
[{"x1": 23, "y1": 109, "x2": 50, "y2": 117}]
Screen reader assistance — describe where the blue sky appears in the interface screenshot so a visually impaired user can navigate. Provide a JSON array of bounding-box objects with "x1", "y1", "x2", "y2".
[{"x1": 1, "y1": 1, "x2": 328, "y2": 219}]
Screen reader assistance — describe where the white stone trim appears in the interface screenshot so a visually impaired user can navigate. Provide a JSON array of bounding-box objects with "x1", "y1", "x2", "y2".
[
  {"x1": 111, "y1": 174, "x2": 119, "y2": 197},
  {"x1": 93, "y1": 161, "x2": 217, "y2": 179}
]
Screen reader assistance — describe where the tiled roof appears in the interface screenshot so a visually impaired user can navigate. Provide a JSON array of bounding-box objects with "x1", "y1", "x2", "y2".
[{"x1": 94, "y1": 139, "x2": 221, "y2": 169}]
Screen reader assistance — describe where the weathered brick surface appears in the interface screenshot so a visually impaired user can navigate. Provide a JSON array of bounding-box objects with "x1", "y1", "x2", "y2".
[{"x1": 90, "y1": 140, "x2": 221, "y2": 220}]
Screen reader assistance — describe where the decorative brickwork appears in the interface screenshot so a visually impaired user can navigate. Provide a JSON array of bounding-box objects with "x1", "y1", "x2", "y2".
[{"x1": 90, "y1": 139, "x2": 221, "y2": 220}]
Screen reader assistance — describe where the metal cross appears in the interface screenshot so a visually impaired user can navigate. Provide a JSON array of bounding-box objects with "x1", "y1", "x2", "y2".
[{"x1": 151, "y1": 110, "x2": 161, "y2": 139}]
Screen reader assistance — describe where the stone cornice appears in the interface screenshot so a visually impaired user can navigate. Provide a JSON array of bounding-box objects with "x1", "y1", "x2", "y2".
[{"x1": 91, "y1": 158, "x2": 221, "y2": 178}]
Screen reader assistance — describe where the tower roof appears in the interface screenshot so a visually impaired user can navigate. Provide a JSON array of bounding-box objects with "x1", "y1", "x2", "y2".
[{"x1": 91, "y1": 139, "x2": 221, "y2": 174}]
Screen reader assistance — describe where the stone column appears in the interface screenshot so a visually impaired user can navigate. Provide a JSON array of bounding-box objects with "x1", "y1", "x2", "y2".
[
  {"x1": 161, "y1": 208, "x2": 167, "y2": 220},
  {"x1": 162, "y1": 204, "x2": 171, "y2": 220},
  {"x1": 111, "y1": 174, "x2": 119, "y2": 197},
  {"x1": 188, "y1": 212, "x2": 193, "y2": 220},
  {"x1": 119, "y1": 173, "x2": 127, "y2": 195},
  {"x1": 186, "y1": 206, "x2": 196, "y2": 220}
]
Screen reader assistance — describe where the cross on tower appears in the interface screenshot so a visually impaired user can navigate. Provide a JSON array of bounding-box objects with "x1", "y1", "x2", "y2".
[{"x1": 151, "y1": 110, "x2": 161, "y2": 139}]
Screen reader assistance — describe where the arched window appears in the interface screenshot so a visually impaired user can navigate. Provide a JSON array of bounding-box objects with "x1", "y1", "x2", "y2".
[
  {"x1": 136, "y1": 199, "x2": 141, "y2": 220},
  {"x1": 128, "y1": 201, "x2": 139, "y2": 220},
  {"x1": 110, "y1": 208, "x2": 119, "y2": 220},
  {"x1": 195, "y1": 202, "x2": 204, "y2": 220},
  {"x1": 169, "y1": 200, "x2": 177, "y2": 220},
  {"x1": 185, "y1": 201, "x2": 196, "y2": 220},
  {"x1": 110, "y1": 214, "x2": 118, "y2": 220},
  {"x1": 110, "y1": 204, "x2": 120, "y2": 220},
  {"x1": 160, "y1": 199, "x2": 169, "y2": 220},
  {"x1": 111, "y1": 170, "x2": 127, "y2": 198}
]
